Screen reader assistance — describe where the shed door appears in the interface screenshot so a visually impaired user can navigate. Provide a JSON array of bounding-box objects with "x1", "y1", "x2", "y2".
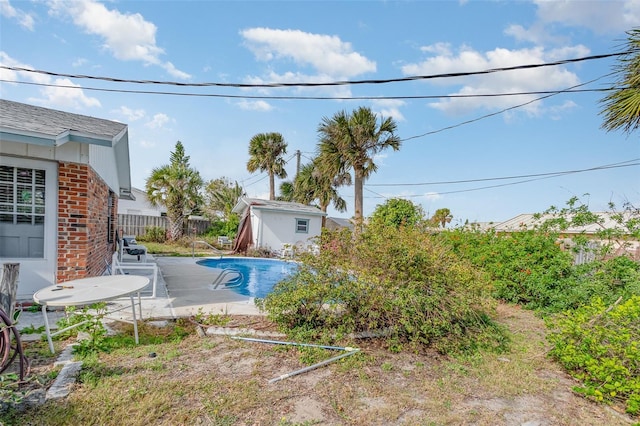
[{"x1": 0, "y1": 157, "x2": 57, "y2": 298}]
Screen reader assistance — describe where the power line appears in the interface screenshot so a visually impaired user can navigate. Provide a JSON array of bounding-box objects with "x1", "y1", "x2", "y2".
[
  {"x1": 0, "y1": 50, "x2": 630, "y2": 88},
  {"x1": 401, "y1": 75, "x2": 608, "y2": 142},
  {"x1": 241, "y1": 153, "x2": 297, "y2": 189},
  {"x1": 0, "y1": 79, "x2": 616, "y2": 101},
  {"x1": 366, "y1": 159, "x2": 640, "y2": 187},
  {"x1": 361, "y1": 161, "x2": 640, "y2": 198}
]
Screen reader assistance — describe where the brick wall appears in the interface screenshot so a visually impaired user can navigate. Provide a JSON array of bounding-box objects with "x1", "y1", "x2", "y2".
[{"x1": 57, "y1": 162, "x2": 116, "y2": 283}]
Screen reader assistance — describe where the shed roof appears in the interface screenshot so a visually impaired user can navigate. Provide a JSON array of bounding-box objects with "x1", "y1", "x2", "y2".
[{"x1": 232, "y1": 197, "x2": 327, "y2": 217}]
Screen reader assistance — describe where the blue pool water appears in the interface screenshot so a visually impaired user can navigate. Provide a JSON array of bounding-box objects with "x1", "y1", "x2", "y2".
[{"x1": 197, "y1": 257, "x2": 298, "y2": 298}]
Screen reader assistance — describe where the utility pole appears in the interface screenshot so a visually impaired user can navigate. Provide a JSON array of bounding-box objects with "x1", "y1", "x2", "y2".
[{"x1": 295, "y1": 150, "x2": 301, "y2": 179}]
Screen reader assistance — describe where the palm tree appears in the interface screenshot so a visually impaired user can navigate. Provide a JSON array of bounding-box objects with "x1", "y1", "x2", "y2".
[
  {"x1": 317, "y1": 106, "x2": 401, "y2": 225},
  {"x1": 203, "y1": 177, "x2": 244, "y2": 221},
  {"x1": 600, "y1": 28, "x2": 640, "y2": 135},
  {"x1": 246, "y1": 132, "x2": 288, "y2": 200},
  {"x1": 294, "y1": 161, "x2": 350, "y2": 227},
  {"x1": 146, "y1": 141, "x2": 203, "y2": 242},
  {"x1": 431, "y1": 208, "x2": 453, "y2": 228}
]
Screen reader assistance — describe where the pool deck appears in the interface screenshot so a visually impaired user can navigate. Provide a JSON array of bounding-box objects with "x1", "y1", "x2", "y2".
[
  {"x1": 149, "y1": 255, "x2": 261, "y2": 318},
  {"x1": 17, "y1": 255, "x2": 263, "y2": 334}
]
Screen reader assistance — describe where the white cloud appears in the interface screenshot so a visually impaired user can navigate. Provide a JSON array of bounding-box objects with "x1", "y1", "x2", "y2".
[
  {"x1": 506, "y1": 1, "x2": 640, "y2": 45},
  {"x1": 243, "y1": 70, "x2": 355, "y2": 98},
  {"x1": 237, "y1": 100, "x2": 273, "y2": 112},
  {"x1": 145, "y1": 113, "x2": 170, "y2": 129},
  {"x1": 420, "y1": 42, "x2": 452, "y2": 56},
  {"x1": 548, "y1": 100, "x2": 578, "y2": 120},
  {"x1": 139, "y1": 139, "x2": 156, "y2": 148},
  {"x1": 28, "y1": 78, "x2": 101, "y2": 109},
  {"x1": 47, "y1": 0, "x2": 191, "y2": 79},
  {"x1": 240, "y1": 27, "x2": 376, "y2": 78},
  {"x1": 0, "y1": 52, "x2": 42, "y2": 84},
  {"x1": 424, "y1": 192, "x2": 442, "y2": 201},
  {"x1": 0, "y1": 52, "x2": 101, "y2": 108},
  {"x1": 113, "y1": 106, "x2": 146, "y2": 122},
  {"x1": 533, "y1": 0, "x2": 640, "y2": 34},
  {"x1": 1, "y1": 0, "x2": 35, "y2": 31},
  {"x1": 372, "y1": 99, "x2": 406, "y2": 122},
  {"x1": 72, "y1": 58, "x2": 88, "y2": 67},
  {"x1": 402, "y1": 44, "x2": 586, "y2": 116},
  {"x1": 162, "y1": 61, "x2": 191, "y2": 80}
]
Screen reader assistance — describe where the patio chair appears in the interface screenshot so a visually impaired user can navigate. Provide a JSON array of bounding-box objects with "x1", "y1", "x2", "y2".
[
  {"x1": 217, "y1": 236, "x2": 232, "y2": 249},
  {"x1": 109, "y1": 252, "x2": 159, "y2": 299},
  {"x1": 119, "y1": 235, "x2": 148, "y2": 262}
]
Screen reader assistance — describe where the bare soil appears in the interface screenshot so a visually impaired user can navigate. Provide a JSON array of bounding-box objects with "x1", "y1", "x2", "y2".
[{"x1": 8, "y1": 304, "x2": 639, "y2": 425}]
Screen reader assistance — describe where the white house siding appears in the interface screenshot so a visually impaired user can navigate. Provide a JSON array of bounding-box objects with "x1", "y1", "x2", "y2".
[
  {"x1": 89, "y1": 144, "x2": 120, "y2": 195},
  {"x1": 3, "y1": 139, "x2": 89, "y2": 164},
  {"x1": 117, "y1": 188, "x2": 165, "y2": 216},
  {"x1": 2, "y1": 138, "x2": 124, "y2": 195},
  {"x1": 252, "y1": 208, "x2": 322, "y2": 251}
]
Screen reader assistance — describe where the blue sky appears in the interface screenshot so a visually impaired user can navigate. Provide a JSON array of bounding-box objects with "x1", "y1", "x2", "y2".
[{"x1": 1, "y1": 0, "x2": 639, "y2": 225}]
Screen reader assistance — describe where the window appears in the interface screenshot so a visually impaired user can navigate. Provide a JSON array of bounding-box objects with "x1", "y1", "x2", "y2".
[
  {"x1": 107, "y1": 192, "x2": 115, "y2": 243},
  {"x1": 295, "y1": 218, "x2": 309, "y2": 233},
  {"x1": 0, "y1": 165, "x2": 46, "y2": 258}
]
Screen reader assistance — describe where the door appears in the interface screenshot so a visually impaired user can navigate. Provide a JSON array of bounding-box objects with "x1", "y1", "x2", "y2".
[{"x1": 0, "y1": 157, "x2": 57, "y2": 298}]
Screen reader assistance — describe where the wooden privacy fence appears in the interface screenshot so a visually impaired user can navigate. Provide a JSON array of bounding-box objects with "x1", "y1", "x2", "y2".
[{"x1": 118, "y1": 214, "x2": 211, "y2": 237}]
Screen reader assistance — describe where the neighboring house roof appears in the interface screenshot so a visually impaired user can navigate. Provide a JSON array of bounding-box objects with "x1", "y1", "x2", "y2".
[
  {"x1": 493, "y1": 212, "x2": 633, "y2": 235},
  {"x1": 461, "y1": 221, "x2": 498, "y2": 232},
  {"x1": 232, "y1": 197, "x2": 327, "y2": 216},
  {"x1": 0, "y1": 98, "x2": 132, "y2": 199},
  {"x1": 326, "y1": 217, "x2": 355, "y2": 231},
  {"x1": 117, "y1": 187, "x2": 167, "y2": 216}
]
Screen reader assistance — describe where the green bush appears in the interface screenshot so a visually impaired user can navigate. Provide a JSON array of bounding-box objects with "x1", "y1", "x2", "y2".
[
  {"x1": 547, "y1": 296, "x2": 640, "y2": 416},
  {"x1": 204, "y1": 215, "x2": 239, "y2": 240},
  {"x1": 440, "y1": 228, "x2": 574, "y2": 310},
  {"x1": 439, "y1": 229, "x2": 639, "y2": 313},
  {"x1": 259, "y1": 226, "x2": 508, "y2": 355},
  {"x1": 142, "y1": 226, "x2": 167, "y2": 243}
]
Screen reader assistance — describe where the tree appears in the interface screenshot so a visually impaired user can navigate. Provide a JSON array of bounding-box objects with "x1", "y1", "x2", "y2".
[
  {"x1": 246, "y1": 132, "x2": 288, "y2": 200},
  {"x1": 600, "y1": 28, "x2": 640, "y2": 135},
  {"x1": 430, "y1": 208, "x2": 453, "y2": 228},
  {"x1": 369, "y1": 198, "x2": 424, "y2": 229},
  {"x1": 277, "y1": 180, "x2": 295, "y2": 202},
  {"x1": 202, "y1": 177, "x2": 244, "y2": 221},
  {"x1": 276, "y1": 160, "x2": 349, "y2": 227},
  {"x1": 294, "y1": 161, "x2": 350, "y2": 227},
  {"x1": 317, "y1": 106, "x2": 401, "y2": 225},
  {"x1": 146, "y1": 141, "x2": 203, "y2": 242}
]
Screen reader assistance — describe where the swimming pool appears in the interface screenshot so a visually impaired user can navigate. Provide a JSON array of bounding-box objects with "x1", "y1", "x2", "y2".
[{"x1": 197, "y1": 257, "x2": 298, "y2": 298}]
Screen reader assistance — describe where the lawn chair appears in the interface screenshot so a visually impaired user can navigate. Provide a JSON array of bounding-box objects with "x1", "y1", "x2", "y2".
[
  {"x1": 118, "y1": 235, "x2": 148, "y2": 262},
  {"x1": 217, "y1": 236, "x2": 232, "y2": 249},
  {"x1": 109, "y1": 252, "x2": 159, "y2": 299}
]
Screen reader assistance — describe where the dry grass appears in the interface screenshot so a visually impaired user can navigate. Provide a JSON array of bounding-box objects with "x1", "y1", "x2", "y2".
[{"x1": 3, "y1": 304, "x2": 637, "y2": 426}]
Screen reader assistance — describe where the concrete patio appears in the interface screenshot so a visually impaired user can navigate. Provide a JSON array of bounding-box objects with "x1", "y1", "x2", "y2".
[{"x1": 16, "y1": 254, "x2": 262, "y2": 335}]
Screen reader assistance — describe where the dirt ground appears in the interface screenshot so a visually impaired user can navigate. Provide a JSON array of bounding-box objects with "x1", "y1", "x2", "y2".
[{"x1": 11, "y1": 304, "x2": 640, "y2": 425}]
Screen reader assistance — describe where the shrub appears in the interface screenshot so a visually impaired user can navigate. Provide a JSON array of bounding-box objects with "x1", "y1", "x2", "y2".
[
  {"x1": 440, "y1": 229, "x2": 640, "y2": 313},
  {"x1": 259, "y1": 225, "x2": 508, "y2": 354},
  {"x1": 142, "y1": 226, "x2": 167, "y2": 243},
  {"x1": 204, "y1": 216, "x2": 239, "y2": 240},
  {"x1": 547, "y1": 296, "x2": 640, "y2": 416},
  {"x1": 440, "y1": 228, "x2": 575, "y2": 310}
]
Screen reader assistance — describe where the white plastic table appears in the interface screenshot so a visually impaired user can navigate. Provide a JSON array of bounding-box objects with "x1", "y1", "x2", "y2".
[{"x1": 33, "y1": 275, "x2": 150, "y2": 353}]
